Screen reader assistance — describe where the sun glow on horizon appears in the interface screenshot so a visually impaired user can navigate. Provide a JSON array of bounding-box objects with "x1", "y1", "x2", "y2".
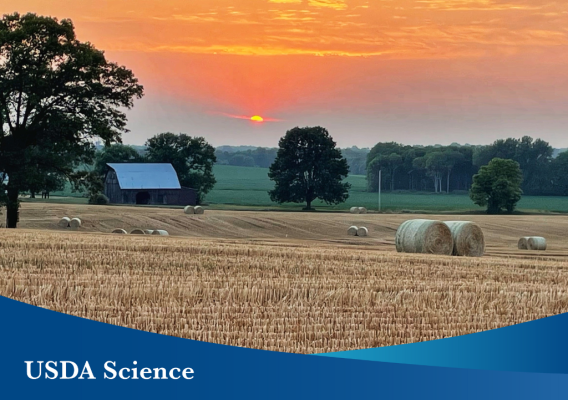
[{"x1": 212, "y1": 112, "x2": 283, "y2": 122}]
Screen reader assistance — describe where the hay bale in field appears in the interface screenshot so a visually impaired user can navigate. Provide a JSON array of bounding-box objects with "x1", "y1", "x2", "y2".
[
  {"x1": 184, "y1": 206, "x2": 195, "y2": 215},
  {"x1": 519, "y1": 236, "x2": 547, "y2": 251},
  {"x1": 348, "y1": 226, "x2": 358, "y2": 236},
  {"x1": 357, "y1": 227, "x2": 368, "y2": 237},
  {"x1": 194, "y1": 206, "x2": 205, "y2": 215},
  {"x1": 395, "y1": 219, "x2": 453, "y2": 255},
  {"x1": 528, "y1": 237, "x2": 547, "y2": 251},
  {"x1": 58, "y1": 217, "x2": 71, "y2": 228},
  {"x1": 350, "y1": 207, "x2": 360, "y2": 214},
  {"x1": 69, "y1": 218, "x2": 82, "y2": 228},
  {"x1": 130, "y1": 229, "x2": 146, "y2": 235},
  {"x1": 144, "y1": 229, "x2": 154, "y2": 235},
  {"x1": 444, "y1": 221, "x2": 485, "y2": 257},
  {"x1": 152, "y1": 230, "x2": 169, "y2": 236},
  {"x1": 358, "y1": 207, "x2": 367, "y2": 214},
  {"x1": 112, "y1": 229, "x2": 127, "y2": 234}
]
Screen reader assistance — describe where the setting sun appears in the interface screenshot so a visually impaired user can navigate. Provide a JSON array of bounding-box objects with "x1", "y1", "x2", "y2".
[{"x1": 250, "y1": 116, "x2": 264, "y2": 122}]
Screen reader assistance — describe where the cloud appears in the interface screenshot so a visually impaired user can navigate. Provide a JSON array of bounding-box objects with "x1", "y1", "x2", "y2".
[
  {"x1": 308, "y1": 0, "x2": 348, "y2": 10},
  {"x1": 9, "y1": 0, "x2": 567, "y2": 60},
  {"x1": 414, "y1": 0, "x2": 542, "y2": 10}
]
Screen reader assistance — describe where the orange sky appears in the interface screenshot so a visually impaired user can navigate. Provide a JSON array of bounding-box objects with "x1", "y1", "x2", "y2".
[{"x1": 3, "y1": 0, "x2": 568, "y2": 147}]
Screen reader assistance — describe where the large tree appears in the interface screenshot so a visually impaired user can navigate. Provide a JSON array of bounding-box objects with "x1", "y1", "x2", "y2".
[
  {"x1": 470, "y1": 158, "x2": 523, "y2": 214},
  {"x1": 268, "y1": 126, "x2": 350, "y2": 210},
  {"x1": 145, "y1": 133, "x2": 216, "y2": 203},
  {"x1": 0, "y1": 13, "x2": 143, "y2": 227}
]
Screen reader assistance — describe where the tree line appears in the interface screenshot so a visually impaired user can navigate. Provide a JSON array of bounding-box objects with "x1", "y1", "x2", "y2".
[
  {"x1": 366, "y1": 137, "x2": 568, "y2": 196},
  {"x1": 214, "y1": 145, "x2": 369, "y2": 174}
]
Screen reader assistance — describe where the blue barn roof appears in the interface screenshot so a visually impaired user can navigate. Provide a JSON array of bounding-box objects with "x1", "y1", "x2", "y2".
[{"x1": 107, "y1": 163, "x2": 181, "y2": 190}]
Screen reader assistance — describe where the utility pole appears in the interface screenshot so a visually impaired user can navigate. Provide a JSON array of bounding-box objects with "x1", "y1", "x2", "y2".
[{"x1": 378, "y1": 169, "x2": 382, "y2": 212}]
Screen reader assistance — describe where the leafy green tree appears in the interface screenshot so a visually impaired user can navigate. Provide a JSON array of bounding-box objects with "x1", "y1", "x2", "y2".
[
  {"x1": 145, "y1": 133, "x2": 216, "y2": 203},
  {"x1": 268, "y1": 126, "x2": 350, "y2": 210},
  {"x1": 470, "y1": 158, "x2": 523, "y2": 214},
  {"x1": 425, "y1": 151, "x2": 446, "y2": 193},
  {"x1": 516, "y1": 136, "x2": 553, "y2": 194},
  {"x1": 442, "y1": 150, "x2": 466, "y2": 193},
  {"x1": 94, "y1": 144, "x2": 143, "y2": 177},
  {"x1": 551, "y1": 151, "x2": 568, "y2": 195},
  {"x1": 0, "y1": 13, "x2": 143, "y2": 227}
]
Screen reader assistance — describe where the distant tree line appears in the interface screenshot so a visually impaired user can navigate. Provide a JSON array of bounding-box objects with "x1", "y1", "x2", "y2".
[
  {"x1": 215, "y1": 146, "x2": 370, "y2": 173},
  {"x1": 215, "y1": 147, "x2": 277, "y2": 168},
  {"x1": 366, "y1": 137, "x2": 568, "y2": 196},
  {"x1": 340, "y1": 147, "x2": 369, "y2": 175}
]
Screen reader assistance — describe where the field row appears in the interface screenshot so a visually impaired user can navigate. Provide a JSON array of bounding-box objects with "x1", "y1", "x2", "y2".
[{"x1": 1, "y1": 230, "x2": 567, "y2": 353}]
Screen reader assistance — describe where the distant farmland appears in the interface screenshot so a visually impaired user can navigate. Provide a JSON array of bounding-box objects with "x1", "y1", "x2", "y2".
[
  {"x1": 47, "y1": 164, "x2": 568, "y2": 213},
  {"x1": 207, "y1": 165, "x2": 568, "y2": 213}
]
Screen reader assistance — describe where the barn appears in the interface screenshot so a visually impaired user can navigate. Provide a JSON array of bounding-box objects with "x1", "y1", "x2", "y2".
[{"x1": 104, "y1": 163, "x2": 197, "y2": 206}]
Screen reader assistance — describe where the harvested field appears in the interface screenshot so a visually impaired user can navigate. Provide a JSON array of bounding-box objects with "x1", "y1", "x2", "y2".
[
  {"x1": 14, "y1": 203, "x2": 568, "y2": 257},
  {"x1": 1, "y1": 203, "x2": 567, "y2": 353}
]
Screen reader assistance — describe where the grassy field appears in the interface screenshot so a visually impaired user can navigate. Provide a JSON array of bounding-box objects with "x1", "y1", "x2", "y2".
[
  {"x1": 1, "y1": 203, "x2": 568, "y2": 353},
  {"x1": 207, "y1": 165, "x2": 568, "y2": 213},
  {"x1": 42, "y1": 164, "x2": 568, "y2": 213}
]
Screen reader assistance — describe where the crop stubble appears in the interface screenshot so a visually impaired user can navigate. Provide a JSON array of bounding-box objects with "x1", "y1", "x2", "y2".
[{"x1": 1, "y1": 229, "x2": 568, "y2": 354}]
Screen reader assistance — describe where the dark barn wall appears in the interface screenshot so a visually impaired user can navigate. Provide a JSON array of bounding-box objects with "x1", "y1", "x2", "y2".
[
  {"x1": 180, "y1": 187, "x2": 197, "y2": 206},
  {"x1": 104, "y1": 171, "x2": 197, "y2": 206},
  {"x1": 104, "y1": 171, "x2": 122, "y2": 204},
  {"x1": 119, "y1": 189, "x2": 196, "y2": 206}
]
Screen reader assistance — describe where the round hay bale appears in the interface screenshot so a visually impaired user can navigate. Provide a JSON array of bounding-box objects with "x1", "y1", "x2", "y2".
[
  {"x1": 357, "y1": 227, "x2": 368, "y2": 237},
  {"x1": 58, "y1": 217, "x2": 71, "y2": 228},
  {"x1": 347, "y1": 226, "x2": 359, "y2": 236},
  {"x1": 144, "y1": 229, "x2": 154, "y2": 235},
  {"x1": 184, "y1": 206, "x2": 195, "y2": 215},
  {"x1": 130, "y1": 229, "x2": 146, "y2": 235},
  {"x1": 112, "y1": 229, "x2": 127, "y2": 234},
  {"x1": 194, "y1": 206, "x2": 205, "y2": 215},
  {"x1": 358, "y1": 207, "x2": 367, "y2": 214},
  {"x1": 518, "y1": 237, "x2": 529, "y2": 250},
  {"x1": 152, "y1": 230, "x2": 169, "y2": 236},
  {"x1": 395, "y1": 219, "x2": 453, "y2": 255},
  {"x1": 444, "y1": 221, "x2": 485, "y2": 257},
  {"x1": 69, "y1": 218, "x2": 82, "y2": 229},
  {"x1": 527, "y1": 237, "x2": 547, "y2": 251},
  {"x1": 350, "y1": 207, "x2": 360, "y2": 214}
]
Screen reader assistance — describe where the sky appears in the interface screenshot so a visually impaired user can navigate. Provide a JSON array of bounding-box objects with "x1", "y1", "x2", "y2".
[{"x1": 3, "y1": 0, "x2": 568, "y2": 148}]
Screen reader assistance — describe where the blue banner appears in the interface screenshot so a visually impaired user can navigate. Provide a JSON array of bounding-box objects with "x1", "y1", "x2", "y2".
[{"x1": 1, "y1": 295, "x2": 567, "y2": 399}]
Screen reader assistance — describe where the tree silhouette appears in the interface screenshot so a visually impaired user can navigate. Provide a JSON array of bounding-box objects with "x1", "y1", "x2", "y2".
[
  {"x1": 268, "y1": 127, "x2": 350, "y2": 210},
  {"x1": 0, "y1": 13, "x2": 143, "y2": 227}
]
